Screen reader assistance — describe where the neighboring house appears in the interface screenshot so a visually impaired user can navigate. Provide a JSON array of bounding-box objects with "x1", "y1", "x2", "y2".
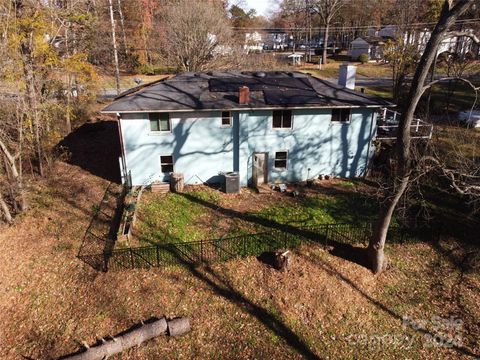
[
  {"x1": 411, "y1": 28, "x2": 478, "y2": 56},
  {"x1": 348, "y1": 37, "x2": 385, "y2": 60},
  {"x1": 263, "y1": 32, "x2": 289, "y2": 50},
  {"x1": 244, "y1": 32, "x2": 264, "y2": 53},
  {"x1": 102, "y1": 71, "x2": 391, "y2": 187},
  {"x1": 365, "y1": 25, "x2": 478, "y2": 58}
]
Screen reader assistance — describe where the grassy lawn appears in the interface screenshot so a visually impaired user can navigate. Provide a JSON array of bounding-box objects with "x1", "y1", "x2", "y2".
[
  {"x1": 132, "y1": 180, "x2": 379, "y2": 247},
  {"x1": 362, "y1": 80, "x2": 479, "y2": 114},
  {"x1": 302, "y1": 60, "x2": 392, "y2": 80},
  {"x1": 0, "y1": 161, "x2": 478, "y2": 359},
  {"x1": 97, "y1": 74, "x2": 170, "y2": 90},
  {"x1": 362, "y1": 85, "x2": 394, "y2": 100}
]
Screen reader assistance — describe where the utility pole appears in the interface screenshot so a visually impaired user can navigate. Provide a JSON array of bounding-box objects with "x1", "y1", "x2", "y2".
[{"x1": 108, "y1": 0, "x2": 121, "y2": 95}]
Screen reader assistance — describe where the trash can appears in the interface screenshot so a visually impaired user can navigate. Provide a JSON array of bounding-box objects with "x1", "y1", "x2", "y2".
[
  {"x1": 224, "y1": 172, "x2": 240, "y2": 193},
  {"x1": 170, "y1": 172, "x2": 184, "y2": 193}
]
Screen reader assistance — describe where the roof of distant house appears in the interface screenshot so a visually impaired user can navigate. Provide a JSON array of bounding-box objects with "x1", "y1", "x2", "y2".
[
  {"x1": 352, "y1": 36, "x2": 386, "y2": 45},
  {"x1": 102, "y1": 71, "x2": 392, "y2": 113}
]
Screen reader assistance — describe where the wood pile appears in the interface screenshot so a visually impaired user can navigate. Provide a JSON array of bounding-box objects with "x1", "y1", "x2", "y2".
[{"x1": 151, "y1": 182, "x2": 170, "y2": 193}]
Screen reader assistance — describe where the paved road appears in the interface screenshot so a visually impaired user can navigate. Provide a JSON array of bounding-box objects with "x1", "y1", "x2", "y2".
[{"x1": 325, "y1": 77, "x2": 393, "y2": 88}]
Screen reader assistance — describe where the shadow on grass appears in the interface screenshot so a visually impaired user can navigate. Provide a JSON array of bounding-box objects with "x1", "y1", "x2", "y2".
[
  {"x1": 298, "y1": 250, "x2": 480, "y2": 359},
  {"x1": 77, "y1": 183, "x2": 124, "y2": 272},
  {"x1": 179, "y1": 191, "x2": 371, "y2": 269},
  {"x1": 158, "y1": 234, "x2": 322, "y2": 360},
  {"x1": 57, "y1": 121, "x2": 122, "y2": 183}
]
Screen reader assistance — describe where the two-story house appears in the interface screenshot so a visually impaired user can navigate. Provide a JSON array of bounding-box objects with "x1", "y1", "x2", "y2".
[{"x1": 102, "y1": 70, "x2": 391, "y2": 187}]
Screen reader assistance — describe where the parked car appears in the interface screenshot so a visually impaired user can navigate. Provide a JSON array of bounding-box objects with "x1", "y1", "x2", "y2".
[{"x1": 458, "y1": 110, "x2": 480, "y2": 128}]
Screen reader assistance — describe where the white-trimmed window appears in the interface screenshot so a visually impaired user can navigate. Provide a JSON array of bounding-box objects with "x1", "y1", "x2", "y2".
[
  {"x1": 331, "y1": 108, "x2": 351, "y2": 123},
  {"x1": 221, "y1": 111, "x2": 231, "y2": 127},
  {"x1": 274, "y1": 151, "x2": 288, "y2": 169},
  {"x1": 272, "y1": 110, "x2": 292, "y2": 129},
  {"x1": 160, "y1": 155, "x2": 174, "y2": 173},
  {"x1": 149, "y1": 113, "x2": 171, "y2": 132}
]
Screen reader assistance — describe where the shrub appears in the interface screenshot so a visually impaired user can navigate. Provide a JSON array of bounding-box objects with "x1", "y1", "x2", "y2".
[{"x1": 358, "y1": 53, "x2": 369, "y2": 64}]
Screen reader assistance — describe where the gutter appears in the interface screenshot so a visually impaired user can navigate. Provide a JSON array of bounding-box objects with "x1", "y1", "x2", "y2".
[
  {"x1": 101, "y1": 104, "x2": 395, "y2": 114},
  {"x1": 116, "y1": 114, "x2": 129, "y2": 185}
]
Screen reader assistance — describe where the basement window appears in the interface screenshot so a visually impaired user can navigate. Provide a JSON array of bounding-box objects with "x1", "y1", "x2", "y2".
[
  {"x1": 221, "y1": 111, "x2": 231, "y2": 127},
  {"x1": 331, "y1": 109, "x2": 351, "y2": 123},
  {"x1": 272, "y1": 110, "x2": 292, "y2": 129},
  {"x1": 149, "y1": 113, "x2": 170, "y2": 132},
  {"x1": 160, "y1": 155, "x2": 174, "y2": 173},
  {"x1": 274, "y1": 151, "x2": 288, "y2": 169}
]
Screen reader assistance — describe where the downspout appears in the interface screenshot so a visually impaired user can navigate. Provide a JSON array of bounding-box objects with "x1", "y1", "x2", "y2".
[
  {"x1": 116, "y1": 113, "x2": 129, "y2": 185},
  {"x1": 364, "y1": 109, "x2": 376, "y2": 177}
]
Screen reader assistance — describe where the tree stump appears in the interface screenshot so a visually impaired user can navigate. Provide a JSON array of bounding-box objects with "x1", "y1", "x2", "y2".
[
  {"x1": 274, "y1": 250, "x2": 292, "y2": 271},
  {"x1": 170, "y1": 173, "x2": 184, "y2": 193}
]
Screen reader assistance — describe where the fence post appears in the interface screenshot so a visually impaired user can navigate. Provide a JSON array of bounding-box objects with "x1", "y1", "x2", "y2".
[
  {"x1": 130, "y1": 248, "x2": 135, "y2": 268},
  {"x1": 200, "y1": 240, "x2": 204, "y2": 263},
  {"x1": 156, "y1": 244, "x2": 160, "y2": 266}
]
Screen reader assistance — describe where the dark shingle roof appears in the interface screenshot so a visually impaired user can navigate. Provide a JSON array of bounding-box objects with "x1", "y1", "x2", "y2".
[{"x1": 102, "y1": 71, "x2": 392, "y2": 113}]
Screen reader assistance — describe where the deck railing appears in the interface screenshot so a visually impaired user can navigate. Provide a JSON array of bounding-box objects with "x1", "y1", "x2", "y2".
[{"x1": 376, "y1": 108, "x2": 433, "y2": 140}]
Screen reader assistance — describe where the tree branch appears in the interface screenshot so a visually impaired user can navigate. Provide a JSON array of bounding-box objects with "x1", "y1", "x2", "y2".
[
  {"x1": 444, "y1": 30, "x2": 480, "y2": 45},
  {"x1": 423, "y1": 76, "x2": 480, "y2": 92}
]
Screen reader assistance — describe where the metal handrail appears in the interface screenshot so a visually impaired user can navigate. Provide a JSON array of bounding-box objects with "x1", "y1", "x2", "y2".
[{"x1": 376, "y1": 108, "x2": 433, "y2": 140}]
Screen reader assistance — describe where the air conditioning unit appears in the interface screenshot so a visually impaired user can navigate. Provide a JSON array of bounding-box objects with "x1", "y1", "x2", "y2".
[{"x1": 224, "y1": 172, "x2": 240, "y2": 193}]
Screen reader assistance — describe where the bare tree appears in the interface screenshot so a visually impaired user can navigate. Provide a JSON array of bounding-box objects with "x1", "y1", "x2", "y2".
[
  {"x1": 313, "y1": 0, "x2": 344, "y2": 65},
  {"x1": 163, "y1": 0, "x2": 232, "y2": 72},
  {"x1": 108, "y1": 0, "x2": 121, "y2": 94},
  {"x1": 368, "y1": 0, "x2": 479, "y2": 274},
  {"x1": 383, "y1": 38, "x2": 421, "y2": 102}
]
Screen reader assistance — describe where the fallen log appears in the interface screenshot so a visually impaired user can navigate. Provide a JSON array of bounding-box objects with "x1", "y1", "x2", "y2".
[
  {"x1": 62, "y1": 317, "x2": 190, "y2": 360},
  {"x1": 167, "y1": 317, "x2": 191, "y2": 337}
]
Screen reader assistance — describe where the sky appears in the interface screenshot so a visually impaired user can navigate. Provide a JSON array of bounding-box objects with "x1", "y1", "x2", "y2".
[{"x1": 242, "y1": 0, "x2": 278, "y2": 17}]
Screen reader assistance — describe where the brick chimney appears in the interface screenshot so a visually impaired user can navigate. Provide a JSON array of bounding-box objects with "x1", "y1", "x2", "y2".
[{"x1": 239, "y1": 86, "x2": 250, "y2": 104}]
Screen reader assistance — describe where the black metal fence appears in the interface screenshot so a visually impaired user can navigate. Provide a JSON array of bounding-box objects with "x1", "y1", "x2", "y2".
[{"x1": 78, "y1": 222, "x2": 430, "y2": 272}]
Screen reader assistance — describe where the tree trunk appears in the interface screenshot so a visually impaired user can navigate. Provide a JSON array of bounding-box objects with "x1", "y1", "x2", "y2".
[
  {"x1": 367, "y1": 0, "x2": 475, "y2": 273},
  {"x1": 117, "y1": 0, "x2": 129, "y2": 56},
  {"x1": 0, "y1": 137, "x2": 27, "y2": 212},
  {"x1": 368, "y1": 174, "x2": 409, "y2": 273},
  {"x1": 323, "y1": 23, "x2": 329, "y2": 65},
  {"x1": 62, "y1": 317, "x2": 190, "y2": 360},
  {"x1": 64, "y1": 318, "x2": 165, "y2": 360},
  {"x1": 108, "y1": 0, "x2": 121, "y2": 95},
  {"x1": 167, "y1": 317, "x2": 191, "y2": 337},
  {"x1": 0, "y1": 192, "x2": 13, "y2": 224},
  {"x1": 20, "y1": 33, "x2": 44, "y2": 177}
]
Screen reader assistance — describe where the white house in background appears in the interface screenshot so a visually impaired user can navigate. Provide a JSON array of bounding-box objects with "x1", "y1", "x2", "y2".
[
  {"x1": 412, "y1": 28, "x2": 477, "y2": 56},
  {"x1": 364, "y1": 25, "x2": 478, "y2": 57},
  {"x1": 348, "y1": 37, "x2": 384, "y2": 60},
  {"x1": 244, "y1": 32, "x2": 264, "y2": 52},
  {"x1": 265, "y1": 32, "x2": 289, "y2": 50}
]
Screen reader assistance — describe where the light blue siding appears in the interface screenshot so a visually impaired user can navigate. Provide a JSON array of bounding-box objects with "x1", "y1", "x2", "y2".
[{"x1": 119, "y1": 108, "x2": 377, "y2": 186}]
